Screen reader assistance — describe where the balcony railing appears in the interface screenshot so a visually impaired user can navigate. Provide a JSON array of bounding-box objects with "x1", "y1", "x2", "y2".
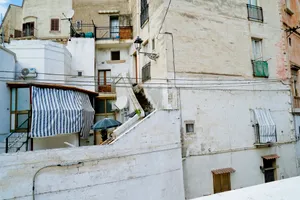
[
  {"x1": 247, "y1": 4, "x2": 264, "y2": 22},
  {"x1": 142, "y1": 62, "x2": 151, "y2": 82},
  {"x1": 96, "y1": 26, "x2": 132, "y2": 40},
  {"x1": 252, "y1": 60, "x2": 269, "y2": 78},
  {"x1": 294, "y1": 97, "x2": 300, "y2": 108},
  {"x1": 70, "y1": 23, "x2": 132, "y2": 40}
]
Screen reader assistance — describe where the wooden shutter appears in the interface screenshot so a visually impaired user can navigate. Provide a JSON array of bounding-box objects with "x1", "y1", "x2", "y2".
[
  {"x1": 213, "y1": 173, "x2": 231, "y2": 193},
  {"x1": 51, "y1": 19, "x2": 59, "y2": 31}
]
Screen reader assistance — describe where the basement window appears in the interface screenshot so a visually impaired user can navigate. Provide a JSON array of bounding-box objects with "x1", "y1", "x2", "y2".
[{"x1": 77, "y1": 71, "x2": 83, "y2": 77}]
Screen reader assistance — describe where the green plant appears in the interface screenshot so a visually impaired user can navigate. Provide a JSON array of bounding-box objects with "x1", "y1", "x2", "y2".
[{"x1": 135, "y1": 109, "x2": 141, "y2": 116}]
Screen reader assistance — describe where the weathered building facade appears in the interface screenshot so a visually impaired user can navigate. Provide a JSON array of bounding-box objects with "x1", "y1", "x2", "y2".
[{"x1": 1, "y1": 0, "x2": 72, "y2": 43}]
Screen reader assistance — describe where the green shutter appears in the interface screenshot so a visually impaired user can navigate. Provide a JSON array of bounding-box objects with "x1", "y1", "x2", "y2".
[{"x1": 253, "y1": 61, "x2": 269, "y2": 78}]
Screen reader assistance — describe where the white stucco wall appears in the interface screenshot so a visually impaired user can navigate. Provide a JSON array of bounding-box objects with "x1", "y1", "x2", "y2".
[
  {"x1": 7, "y1": 40, "x2": 72, "y2": 83},
  {"x1": 191, "y1": 176, "x2": 300, "y2": 200},
  {"x1": 0, "y1": 110, "x2": 185, "y2": 200},
  {"x1": 67, "y1": 38, "x2": 95, "y2": 91},
  {"x1": 33, "y1": 133, "x2": 79, "y2": 151},
  {"x1": 0, "y1": 47, "x2": 16, "y2": 143}
]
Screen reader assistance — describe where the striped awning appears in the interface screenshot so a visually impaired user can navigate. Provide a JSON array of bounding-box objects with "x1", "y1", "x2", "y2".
[
  {"x1": 212, "y1": 168, "x2": 236, "y2": 175},
  {"x1": 31, "y1": 87, "x2": 94, "y2": 139},
  {"x1": 253, "y1": 109, "x2": 276, "y2": 143},
  {"x1": 262, "y1": 154, "x2": 280, "y2": 160},
  {"x1": 98, "y1": 10, "x2": 119, "y2": 14}
]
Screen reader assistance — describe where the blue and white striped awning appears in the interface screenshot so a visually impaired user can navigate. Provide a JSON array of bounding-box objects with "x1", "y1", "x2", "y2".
[
  {"x1": 31, "y1": 86, "x2": 94, "y2": 138},
  {"x1": 253, "y1": 109, "x2": 277, "y2": 143}
]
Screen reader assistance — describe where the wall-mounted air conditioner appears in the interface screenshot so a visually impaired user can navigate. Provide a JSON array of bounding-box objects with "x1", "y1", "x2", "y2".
[{"x1": 21, "y1": 68, "x2": 37, "y2": 78}]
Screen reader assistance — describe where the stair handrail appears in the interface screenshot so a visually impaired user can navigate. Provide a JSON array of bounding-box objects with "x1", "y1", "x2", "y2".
[{"x1": 5, "y1": 113, "x2": 31, "y2": 153}]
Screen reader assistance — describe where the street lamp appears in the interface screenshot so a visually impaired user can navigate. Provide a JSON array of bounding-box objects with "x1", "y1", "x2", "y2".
[{"x1": 134, "y1": 36, "x2": 159, "y2": 61}]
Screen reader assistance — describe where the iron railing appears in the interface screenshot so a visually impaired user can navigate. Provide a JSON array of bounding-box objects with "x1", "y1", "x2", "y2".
[
  {"x1": 142, "y1": 62, "x2": 151, "y2": 82},
  {"x1": 140, "y1": 4, "x2": 149, "y2": 27},
  {"x1": 5, "y1": 113, "x2": 31, "y2": 153},
  {"x1": 71, "y1": 23, "x2": 96, "y2": 38},
  {"x1": 247, "y1": 4, "x2": 264, "y2": 22},
  {"x1": 252, "y1": 60, "x2": 269, "y2": 78},
  {"x1": 96, "y1": 26, "x2": 132, "y2": 40},
  {"x1": 70, "y1": 23, "x2": 132, "y2": 40},
  {"x1": 254, "y1": 124, "x2": 277, "y2": 145}
]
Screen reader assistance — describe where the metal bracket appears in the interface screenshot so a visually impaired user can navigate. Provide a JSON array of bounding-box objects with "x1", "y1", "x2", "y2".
[{"x1": 139, "y1": 52, "x2": 159, "y2": 61}]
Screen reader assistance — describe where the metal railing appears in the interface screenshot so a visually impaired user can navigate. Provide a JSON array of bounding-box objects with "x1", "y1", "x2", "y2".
[
  {"x1": 96, "y1": 26, "x2": 132, "y2": 40},
  {"x1": 252, "y1": 60, "x2": 269, "y2": 78},
  {"x1": 71, "y1": 23, "x2": 96, "y2": 38},
  {"x1": 70, "y1": 23, "x2": 132, "y2": 40},
  {"x1": 142, "y1": 62, "x2": 151, "y2": 82},
  {"x1": 247, "y1": 4, "x2": 264, "y2": 22},
  {"x1": 5, "y1": 113, "x2": 31, "y2": 153}
]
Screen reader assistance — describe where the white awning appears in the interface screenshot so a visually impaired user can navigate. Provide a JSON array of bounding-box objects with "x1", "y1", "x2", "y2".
[{"x1": 253, "y1": 109, "x2": 276, "y2": 143}]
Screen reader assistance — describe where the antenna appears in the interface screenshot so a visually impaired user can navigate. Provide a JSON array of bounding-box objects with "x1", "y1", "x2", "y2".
[{"x1": 62, "y1": 9, "x2": 75, "y2": 21}]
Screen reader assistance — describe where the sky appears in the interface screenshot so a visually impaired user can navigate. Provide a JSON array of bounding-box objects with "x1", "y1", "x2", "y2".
[{"x1": 0, "y1": 0, "x2": 23, "y2": 22}]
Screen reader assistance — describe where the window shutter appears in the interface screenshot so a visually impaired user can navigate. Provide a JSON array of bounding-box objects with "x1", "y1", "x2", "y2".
[{"x1": 51, "y1": 19, "x2": 59, "y2": 31}]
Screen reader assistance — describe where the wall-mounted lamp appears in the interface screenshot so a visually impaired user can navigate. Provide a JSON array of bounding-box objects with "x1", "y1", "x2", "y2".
[{"x1": 134, "y1": 36, "x2": 159, "y2": 61}]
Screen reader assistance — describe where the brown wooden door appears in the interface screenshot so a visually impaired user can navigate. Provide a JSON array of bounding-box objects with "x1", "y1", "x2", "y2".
[
  {"x1": 213, "y1": 173, "x2": 231, "y2": 194},
  {"x1": 98, "y1": 70, "x2": 112, "y2": 92}
]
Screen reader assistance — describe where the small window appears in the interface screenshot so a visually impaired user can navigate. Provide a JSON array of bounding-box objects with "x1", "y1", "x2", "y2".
[
  {"x1": 51, "y1": 19, "x2": 59, "y2": 31},
  {"x1": 251, "y1": 38, "x2": 262, "y2": 60},
  {"x1": 186, "y1": 124, "x2": 194, "y2": 133},
  {"x1": 152, "y1": 38, "x2": 155, "y2": 50},
  {"x1": 78, "y1": 71, "x2": 83, "y2": 77},
  {"x1": 289, "y1": 37, "x2": 292, "y2": 46},
  {"x1": 248, "y1": 0, "x2": 258, "y2": 6},
  {"x1": 262, "y1": 155, "x2": 278, "y2": 183},
  {"x1": 111, "y1": 51, "x2": 120, "y2": 60}
]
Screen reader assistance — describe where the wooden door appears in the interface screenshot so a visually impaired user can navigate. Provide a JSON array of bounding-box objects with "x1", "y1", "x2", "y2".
[{"x1": 213, "y1": 173, "x2": 231, "y2": 194}]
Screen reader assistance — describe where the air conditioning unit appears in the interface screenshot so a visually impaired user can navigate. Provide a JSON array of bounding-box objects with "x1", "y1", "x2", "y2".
[
  {"x1": 21, "y1": 68, "x2": 37, "y2": 78},
  {"x1": 76, "y1": 20, "x2": 82, "y2": 30}
]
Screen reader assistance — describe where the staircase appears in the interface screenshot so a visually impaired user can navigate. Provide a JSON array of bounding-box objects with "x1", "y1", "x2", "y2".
[
  {"x1": 5, "y1": 132, "x2": 29, "y2": 153},
  {"x1": 133, "y1": 86, "x2": 153, "y2": 116}
]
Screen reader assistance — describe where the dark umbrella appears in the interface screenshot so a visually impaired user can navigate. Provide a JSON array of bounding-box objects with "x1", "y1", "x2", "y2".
[{"x1": 93, "y1": 118, "x2": 122, "y2": 130}]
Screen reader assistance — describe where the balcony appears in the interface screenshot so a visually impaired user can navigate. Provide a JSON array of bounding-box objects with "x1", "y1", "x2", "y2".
[
  {"x1": 294, "y1": 97, "x2": 300, "y2": 109},
  {"x1": 70, "y1": 23, "x2": 133, "y2": 47},
  {"x1": 247, "y1": 4, "x2": 264, "y2": 23},
  {"x1": 252, "y1": 60, "x2": 269, "y2": 78}
]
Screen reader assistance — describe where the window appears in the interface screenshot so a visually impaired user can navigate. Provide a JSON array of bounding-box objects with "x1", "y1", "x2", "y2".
[
  {"x1": 142, "y1": 62, "x2": 151, "y2": 82},
  {"x1": 110, "y1": 16, "x2": 119, "y2": 38},
  {"x1": 22, "y1": 22, "x2": 34, "y2": 37},
  {"x1": 140, "y1": 0, "x2": 149, "y2": 27},
  {"x1": 292, "y1": 68, "x2": 299, "y2": 96},
  {"x1": 95, "y1": 99, "x2": 116, "y2": 121},
  {"x1": 247, "y1": 2, "x2": 263, "y2": 22},
  {"x1": 253, "y1": 109, "x2": 276, "y2": 144},
  {"x1": 186, "y1": 124, "x2": 194, "y2": 133},
  {"x1": 212, "y1": 168, "x2": 235, "y2": 194},
  {"x1": 98, "y1": 70, "x2": 112, "y2": 92},
  {"x1": 10, "y1": 88, "x2": 30, "y2": 132},
  {"x1": 51, "y1": 19, "x2": 59, "y2": 31},
  {"x1": 111, "y1": 51, "x2": 120, "y2": 60},
  {"x1": 289, "y1": 37, "x2": 292, "y2": 46},
  {"x1": 248, "y1": 0, "x2": 258, "y2": 6},
  {"x1": 78, "y1": 71, "x2": 83, "y2": 77},
  {"x1": 252, "y1": 38, "x2": 262, "y2": 60},
  {"x1": 261, "y1": 155, "x2": 279, "y2": 183},
  {"x1": 152, "y1": 38, "x2": 155, "y2": 50}
]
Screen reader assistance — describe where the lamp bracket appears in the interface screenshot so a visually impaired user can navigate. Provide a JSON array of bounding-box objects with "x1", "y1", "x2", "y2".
[{"x1": 139, "y1": 52, "x2": 159, "y2": 61}]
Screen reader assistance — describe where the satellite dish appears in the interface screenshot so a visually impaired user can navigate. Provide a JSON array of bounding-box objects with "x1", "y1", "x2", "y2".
[
  {"x1": 65, "y1": 9, "x2": 74, "y2": 19},
  {"x1": 21, "y1": 68, "x2": 29, "y2": 76},
  {"x1": 115, "y1": 96, "x2": 128, "y2": 110}
]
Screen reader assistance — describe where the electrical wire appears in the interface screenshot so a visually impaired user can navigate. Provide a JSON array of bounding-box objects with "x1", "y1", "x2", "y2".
[{"x1": 32, "y1": 162, "x2": 83, "y2": 200}]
